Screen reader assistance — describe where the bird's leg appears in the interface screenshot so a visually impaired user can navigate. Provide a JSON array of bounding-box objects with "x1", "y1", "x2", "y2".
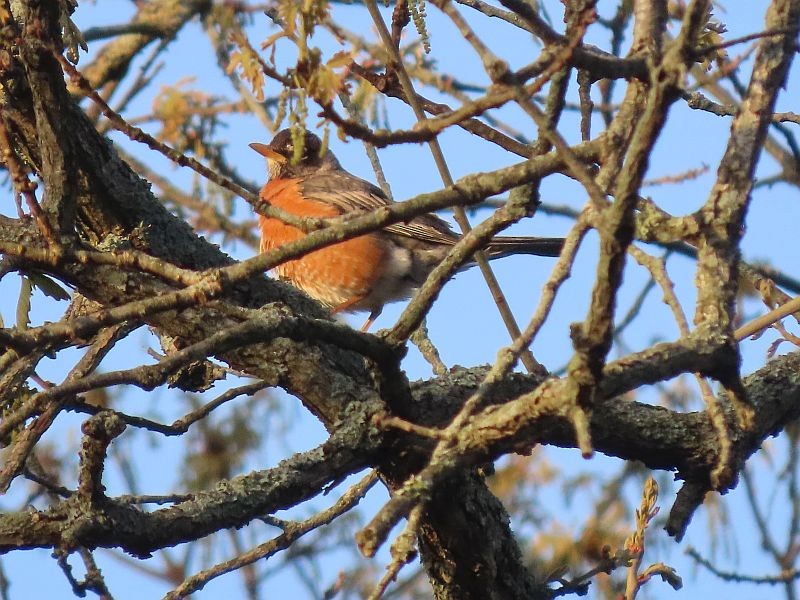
[
  {"x1": 360, "y1": 307, "x2": 383, "y2": 332},
  {"x1": 330, "y1": 296, "x2": 381, "y2": 331}
]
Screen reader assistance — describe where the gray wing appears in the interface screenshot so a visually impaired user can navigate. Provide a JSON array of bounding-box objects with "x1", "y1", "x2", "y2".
[{"x1": 301, "y1": 170, "x2": 459, "y2": 247}]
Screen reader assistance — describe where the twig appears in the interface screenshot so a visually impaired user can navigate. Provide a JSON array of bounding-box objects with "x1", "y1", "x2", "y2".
[
  {"x1": 365, "y1": 0, "x2": 544, "y2": 373},
  {"x1": 374, "y1": 414, "x2": 446, "y2": 439},
  {"x1": 365, "y1": 504, "x2": 423, "y2": 600},
  {"x1": 687, "y1": 546, "x2": 800, "y2": 584},
  {"x1": 408, "y1": 320, "x2": 447, "y2": 376},
  {"x1": 8, "y1": 318, "x2": 392, "y2": 419},
  {"x1": 68, "y1": 381, "x2": 268, "y2": 438},
  {"x1": 734, "y1": 294, "x2": 800, "y2": 341},
  {"x1": 629, "y1": 245, "x2": 733, "y2": 488},
  {"x1": 550, "y1": 546, "x2": 635, "y2": 597},
  {"x1": 0, "y1": 322, "x2": 134, "y2": 492},
  {"x1": 0, "y1": 117, "x2": 58, "y2": 246},
  {"x1": 163, "y1": 471, "x2": 378, "y2": 599},
  {"x1": 338, "y1": 92, "x2": 394, "y2": 199},
  {"x1": 695, "y1": 25, "x2": 800, "y2": 55},
  {"x1": 54, "y1": 52, "x2": 316, "y2": 232},
  {"x1": 77, "y1": 411, "x2": 126, "y2": 506}
]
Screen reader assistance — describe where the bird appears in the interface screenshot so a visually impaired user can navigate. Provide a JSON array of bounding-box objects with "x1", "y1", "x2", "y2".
[{"x1": 250, "y1": 129, "x2": 564, "y2": 331}]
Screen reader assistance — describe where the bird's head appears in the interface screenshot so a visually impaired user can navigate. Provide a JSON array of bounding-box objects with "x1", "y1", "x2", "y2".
[{"x1": 249, "y1": 129, "x2": 340, "y2": 179}]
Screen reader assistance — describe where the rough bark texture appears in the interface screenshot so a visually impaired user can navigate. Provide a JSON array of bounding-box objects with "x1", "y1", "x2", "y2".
[{"x1": 1, "y1": 0, "x2": 799, "y2": 598}]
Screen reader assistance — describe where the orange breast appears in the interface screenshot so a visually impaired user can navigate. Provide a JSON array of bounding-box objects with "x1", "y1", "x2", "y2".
[{"x1": 257, "y1": 178, "x2": 387, "y2": 309}]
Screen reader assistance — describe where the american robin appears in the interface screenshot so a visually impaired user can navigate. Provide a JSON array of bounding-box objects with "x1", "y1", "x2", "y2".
[{"x1": 250, "y1": 129, "x2": 564, "y2": 331}]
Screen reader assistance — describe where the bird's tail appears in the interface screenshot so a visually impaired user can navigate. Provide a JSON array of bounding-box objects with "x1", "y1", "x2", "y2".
[{"x1": 484, "y1": 236, "x2": 565, "y2": 259}]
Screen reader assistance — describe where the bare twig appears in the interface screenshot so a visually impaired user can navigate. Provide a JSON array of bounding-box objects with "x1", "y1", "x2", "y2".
[{"x1": 163, "y1": 471, "x2": 378, "y2": 599}]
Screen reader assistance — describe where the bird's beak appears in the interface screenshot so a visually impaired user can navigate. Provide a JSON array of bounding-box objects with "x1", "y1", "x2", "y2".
[{"x1": 248, "y1": 142, "x2": 287, "y2": 163}]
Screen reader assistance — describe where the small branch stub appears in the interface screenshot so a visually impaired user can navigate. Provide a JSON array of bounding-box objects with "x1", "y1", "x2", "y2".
[{"x1": 77, "y1": 411, "x2": 126, "y2": 506}]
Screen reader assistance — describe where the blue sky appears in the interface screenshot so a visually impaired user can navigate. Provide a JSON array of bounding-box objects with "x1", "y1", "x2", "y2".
[{"x1": 2, "y1": 1, "x2": 799, "y2": 598}]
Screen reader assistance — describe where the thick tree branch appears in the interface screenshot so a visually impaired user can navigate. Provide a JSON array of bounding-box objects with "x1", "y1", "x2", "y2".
[{"x1": 0, "y1": 428, "x2": 374, "y2": 556}]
